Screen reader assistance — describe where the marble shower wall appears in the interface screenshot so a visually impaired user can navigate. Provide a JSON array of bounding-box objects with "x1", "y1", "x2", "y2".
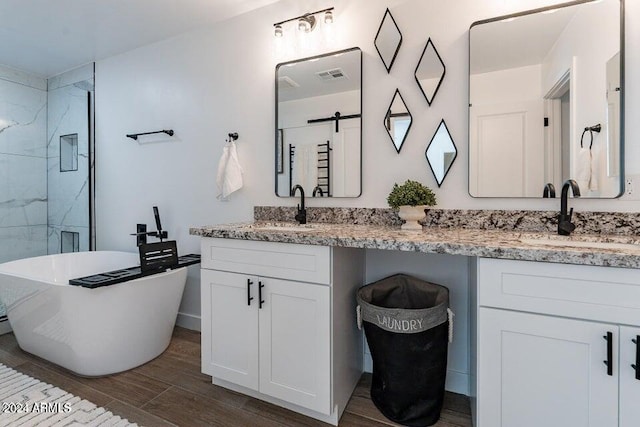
[
  {"x1": 0, "y1": 65, "x2": 48, "y2": 263},
  {"x1": 47, "y1": 64, "x2": 93, "y2": 253}
]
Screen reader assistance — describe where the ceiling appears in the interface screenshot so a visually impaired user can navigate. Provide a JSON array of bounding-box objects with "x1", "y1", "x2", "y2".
[
  {"x1": 0, "y1": 0, "x2": 280, "y2": 78},
  {"x1": 470, "y1": 4, "x2": 579, "y2": 74},
  {"x1": 278, "y1": 50, "x2": 361, "y2": 102}
]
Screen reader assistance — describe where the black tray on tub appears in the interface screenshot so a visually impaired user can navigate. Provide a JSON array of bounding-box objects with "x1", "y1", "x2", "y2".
[{"x1": 69, "y1": 254, "x2": 200, "y2": 289}]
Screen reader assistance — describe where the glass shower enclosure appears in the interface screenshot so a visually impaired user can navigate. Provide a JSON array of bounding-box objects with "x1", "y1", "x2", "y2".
[{"x1": 0, "y1": 63, "x2": 95, "y2": 323}]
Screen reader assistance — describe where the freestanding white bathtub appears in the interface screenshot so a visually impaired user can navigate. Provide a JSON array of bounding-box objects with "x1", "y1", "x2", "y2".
[{"x1": 0, "y1": 251, "x2": 187, "y2": 376}]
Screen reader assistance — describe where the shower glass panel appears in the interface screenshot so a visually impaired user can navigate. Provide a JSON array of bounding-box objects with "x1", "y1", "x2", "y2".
[
  {"x1": 47, "y1": 64, "x2": 94, "y2": 254},
  {"x1": 0, "y1": 65, "x2": 48, "y2": 264},
  {"x1": 0, "y1": 63, "x2": 95, "y2": 323}
]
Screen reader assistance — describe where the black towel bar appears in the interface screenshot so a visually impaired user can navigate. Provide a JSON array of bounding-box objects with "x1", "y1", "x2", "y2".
[{"x1": 126, "y1": 129, "x2": 174, "y2": 140}]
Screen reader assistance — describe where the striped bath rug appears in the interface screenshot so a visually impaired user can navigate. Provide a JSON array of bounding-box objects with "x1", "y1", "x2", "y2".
[{"x1": 0, "y1": 363, "x2": 137, "y2": 426}]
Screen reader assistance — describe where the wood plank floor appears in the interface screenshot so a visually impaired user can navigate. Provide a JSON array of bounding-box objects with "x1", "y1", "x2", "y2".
[{"x1": 0, "y1": 327, "x2": 471, "y2": 426}]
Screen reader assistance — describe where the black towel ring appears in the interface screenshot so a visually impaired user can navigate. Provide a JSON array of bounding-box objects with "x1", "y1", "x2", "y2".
[
  {"x1": 580, "y1": 128, "x2": 593, "y2": 150},
  {"x1": 580, "y1": 124, "x2": 602, "y2": 150}
]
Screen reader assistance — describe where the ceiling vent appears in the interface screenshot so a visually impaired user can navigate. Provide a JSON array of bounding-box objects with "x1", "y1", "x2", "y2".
[
  {"x1": 316, "y1": 68, "x2": 348, "y2": 81},
  {"x1": 278, "y1": 76, "x2": 300, "y2": 88}
]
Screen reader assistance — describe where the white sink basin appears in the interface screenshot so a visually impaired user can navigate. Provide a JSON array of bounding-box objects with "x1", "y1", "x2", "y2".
[{"x1": 520, "y1": 238, "x2": 638, "y2": 251}]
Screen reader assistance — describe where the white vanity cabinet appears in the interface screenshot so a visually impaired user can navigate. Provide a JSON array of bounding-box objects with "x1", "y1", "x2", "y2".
[
  {"x1": 620, "y1": 325, "x2": 640, "y2": 427},
  {"x1": 474, "y1": 258, "x2": 640, "y2": 427},
  {"x1": 200, "y1": 238, "x2": 364, "y2": 425}
]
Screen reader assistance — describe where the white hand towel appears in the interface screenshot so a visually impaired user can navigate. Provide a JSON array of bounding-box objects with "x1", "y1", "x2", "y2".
[
  {"x1": 307, "y1": 146, "x2": 318, "y2": 192},
  {"x1": 590, "y1": 147, "x2": 599, "y2": 191},
  {"x1": 216, "y1": 141, "x2": 243, "y2": 200},
  {"x1": 576, "y1": 147, "x2": 591, "y2": 192},
  {"x1": 292, "y1": 144, "x2": 304, "y2": 189},
  {"x1": 291, "y1": 145, "x2": 319, "y2": 193}
]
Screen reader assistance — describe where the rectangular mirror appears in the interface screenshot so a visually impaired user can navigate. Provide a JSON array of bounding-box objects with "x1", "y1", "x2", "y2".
[
  {"x1": 469, "y1": 0, "x2": 623, "y2": 198},
  {"x1": 276, "y1": 47, "x2": 362, "y2": 198}
]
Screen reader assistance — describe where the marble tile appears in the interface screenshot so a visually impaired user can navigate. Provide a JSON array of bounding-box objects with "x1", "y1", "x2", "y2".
[
  {"x1": 47, "y1": 160, "x2": 89, "y2": 228},
  {"x1": 0, "y1": 79, "x2": 47, "y2": 158},
  {"x1": 47, "y1": 225, "x2": 89, "y2": 254},
  {"x1": 0, "y1": 64, "x2": 47, "y2": 91},
  {"x1": 0, "y1": 154, "x2": 47, "y2": 227},
  {"x1": 0, "y1": 68, "x2": 48, "y2": 264},
  {"x1": 0, "y1": 225, "x2": 47, "y2": 264},
  {"x1": 47, "y1": 64, "x2": 93, "y2": 91},
  {"x1": 47, "y1": 83, "x2": 90, "y2": 157},
  {"x1": 46, "y1": 75, "x2": 91, "y2": 254}
]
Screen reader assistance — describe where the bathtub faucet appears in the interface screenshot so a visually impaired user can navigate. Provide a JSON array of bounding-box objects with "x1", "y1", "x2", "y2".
[{"x1": 130, "y1": 206, "x2": 168, "y2": 246}]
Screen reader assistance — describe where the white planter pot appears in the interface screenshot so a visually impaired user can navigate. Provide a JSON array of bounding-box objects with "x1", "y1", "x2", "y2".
[{"x1": 398, "y1": 205, "x2": 428, "y2": 231}]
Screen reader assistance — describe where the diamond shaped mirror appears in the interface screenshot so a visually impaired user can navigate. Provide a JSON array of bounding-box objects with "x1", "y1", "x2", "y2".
[
  {"x1": 385, "y1": 89, "x2": 412, "y2": 153},
  {"x1": 374, "y1": 9, "x2": 402, "y2": 73},
  {"x1": 415, "y1": 38, "x2": 445, "y2": 105},
  {"x1": 426, "y1": 119, "x2": 457, "y2": 187}
]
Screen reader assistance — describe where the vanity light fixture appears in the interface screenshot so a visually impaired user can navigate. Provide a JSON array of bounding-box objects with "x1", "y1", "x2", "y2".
[
  {"x1": 298, "y1": 15, "x2": 316, "y2": 33},
  {"x1": 324, "y1": 10, "x2": 333, "y2": 24},
  {"x1": 273, "y1": 7, "x2": 334, "y2": 37}
]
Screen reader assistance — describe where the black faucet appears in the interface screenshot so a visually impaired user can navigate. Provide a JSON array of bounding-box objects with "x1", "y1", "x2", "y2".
[
  {"x1": 558, "y1": 180, "x2": 581, "y2": 235},
  {"x1": 543, "y1": 183, "x2": 556, "y2": 198},
  {"x1": 131, "y1": 206, "x2": 169, "y2": 246},
  {"x1": 292, "y1": 185, "x2": 307, "y2": 224},
  {"x1": 312, "y1": 186, "x2": 324, "y2": 197}
]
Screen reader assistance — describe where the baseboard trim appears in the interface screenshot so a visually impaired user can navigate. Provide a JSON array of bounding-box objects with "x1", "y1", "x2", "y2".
[
  {"x1": 445, "y1": 370, "x2": 469, "y2": 395},
  {"x1": 0, "y1": 319, "x2": 12, "y2": 336},
  {"x1": 176, "y1": 312, "x2": 201, "y2": 331}
]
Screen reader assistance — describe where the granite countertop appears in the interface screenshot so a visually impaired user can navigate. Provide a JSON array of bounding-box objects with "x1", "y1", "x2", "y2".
[{"x1": 189, "y1": 221, "x2": 640, "y2": 269}]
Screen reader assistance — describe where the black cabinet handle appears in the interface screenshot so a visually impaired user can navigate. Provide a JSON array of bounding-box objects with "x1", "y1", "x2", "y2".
[
  {"x1": 247, "y1": 279, "x2": 254, "y2": 306},
  {"x1": 259, "y1": 281, "x2": 265, "y2": 309},
  {"x1": 603, "y1": 332, "x2": 613, "y2": 376},
  {"x1": 632, "y1": 336, "x2": 640, "y2": 380}
]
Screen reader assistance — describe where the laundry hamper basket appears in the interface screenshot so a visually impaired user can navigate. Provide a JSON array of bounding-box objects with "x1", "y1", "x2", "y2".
[{"x1": 357, "y1": 273, "x2": 453, "y2": 427}]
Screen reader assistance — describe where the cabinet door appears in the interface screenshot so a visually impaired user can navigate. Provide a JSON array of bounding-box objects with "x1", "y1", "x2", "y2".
[
  {"x1": 620, "y1": 326, "x2": 640, "y2": 427},
  {"x1": 478, "y1": 308, "x2": 618, "y2": 427},
  {"x1": 201, "y1": 270, "x2": 259, "y2": 391},
  {"x1": 258, "y1": 277, "x2": 331, "y2": 415}
]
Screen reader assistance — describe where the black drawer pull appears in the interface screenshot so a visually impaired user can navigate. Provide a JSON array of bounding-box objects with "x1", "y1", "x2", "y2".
[
  {"x1": 632, "y1": 336, "x2": 640, "y2": 380},
  {"x1": 259, "y1": 281, "x2": 265, "y2": 309},
  {"x1": 247, "y1": 279, "x2": 254, "y2": 306},
  {"x1": 603, "y1": 332, "x2": 613, "y2": 376}
]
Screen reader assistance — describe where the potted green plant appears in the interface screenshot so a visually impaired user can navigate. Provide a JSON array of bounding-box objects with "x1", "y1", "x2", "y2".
[{"x1": 387, "y1": 180, "x2": 437, "y2": 230}]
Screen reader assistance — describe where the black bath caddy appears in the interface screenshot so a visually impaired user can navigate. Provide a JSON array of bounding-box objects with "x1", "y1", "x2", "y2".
[{"x1": 69, "y1": 253, "x2": 200, "y2": 289}]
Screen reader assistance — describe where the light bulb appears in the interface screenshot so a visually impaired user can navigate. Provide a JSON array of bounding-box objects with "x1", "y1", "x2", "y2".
[
  {"x1": 298, "y1": 18, "x2": 310, "y2": 32},
  {"x1": 324, "y1": 10, "x2": 333, "y2": 24},
  {"x1": 297, "y1": 15, "x2": 316, "y2": 33},
  {"x1": 274, "y1": 24, "x2": 283, "y2": 37}
]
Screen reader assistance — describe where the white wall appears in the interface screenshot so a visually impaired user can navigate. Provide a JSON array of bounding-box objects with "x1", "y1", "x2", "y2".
[
  {"x1": 279, "y1": 90, "x2": 360, "y2": 129},
  {"x1": 95, "y1": 0, "x2": 640, "y2": 323},
  {"x1": 541, "y1": 1, "x2": 620, "y2": 197},
  {"x1": 471, "y1": 64, "x2": 542, "y2": 106}
]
